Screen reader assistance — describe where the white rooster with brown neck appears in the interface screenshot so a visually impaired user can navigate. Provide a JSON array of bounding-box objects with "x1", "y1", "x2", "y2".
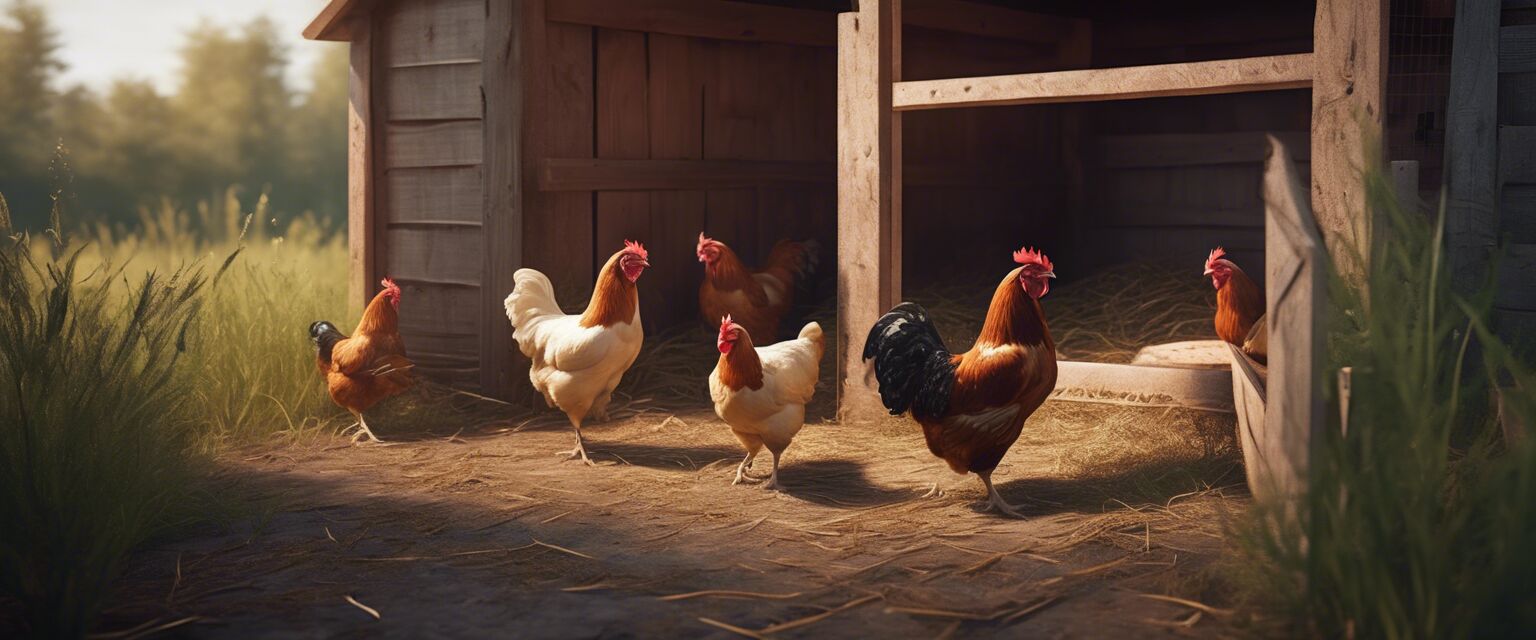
[
  {"x1": 505, "y1": 240, "x2": 650, "y2": 465},
  {"x1": 709, "y1": 315, "x2": 823, "y2": 490}
]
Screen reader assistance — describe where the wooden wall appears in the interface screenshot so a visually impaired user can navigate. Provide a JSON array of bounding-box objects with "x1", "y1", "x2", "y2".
[
  {"x1": 522, "y1": 5, "x2": 838, "y2": 334},
  {"x1": 374, "y1": 0, "x2": 488, "y2": 389}
]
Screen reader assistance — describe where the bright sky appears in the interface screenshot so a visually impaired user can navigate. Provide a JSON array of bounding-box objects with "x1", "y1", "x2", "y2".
[{"x1": 42, "y1": 0, "x2": 336, "y2": 94}]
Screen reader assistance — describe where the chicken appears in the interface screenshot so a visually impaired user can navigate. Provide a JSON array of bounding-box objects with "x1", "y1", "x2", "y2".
[
  {"x1": 697, "y1": 233, "x2": 818, "y2": 342},
  {"x1": 1203, "y1": 247, "x2": 1267, "y2": 363},
  {"x1": 863, "y1": 247, "x2": 1058, "y2": 517},
  {"x1": 505, "y1": 240, "x2": 650, "y2": 465},
  {"x1": 309, "y1": 277, "x2": 416, "y2": 444},
  {"x1": 709, "y1": 316, "x2": 823, "y2": 490}
]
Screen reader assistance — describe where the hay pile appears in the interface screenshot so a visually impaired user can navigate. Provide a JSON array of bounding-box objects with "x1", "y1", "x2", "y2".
[{"x1": 908, "y1": 262, "x2": 1216, "y2": 363}]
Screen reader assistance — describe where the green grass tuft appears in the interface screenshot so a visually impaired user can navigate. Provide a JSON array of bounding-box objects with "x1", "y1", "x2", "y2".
[{"x1": 1229, "y1": 166, "x2": 1536, "y2": 638}]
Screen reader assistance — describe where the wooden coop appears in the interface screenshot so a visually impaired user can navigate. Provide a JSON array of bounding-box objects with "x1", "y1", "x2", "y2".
[{"x1": 305, "y1": 0, "x2": 1409, "y2": 494}]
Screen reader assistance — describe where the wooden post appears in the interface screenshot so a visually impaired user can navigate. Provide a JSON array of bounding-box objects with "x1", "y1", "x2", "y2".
[
  {"x1": 347, "y1": 15, "x2": 375, "y2": 317},
  {"x1": 1259, "y1": 135, "x2": 1327, "y2": 500},
  {"x1": 837, "y1": 0, "x2": 901, "y2": 419},
  {"x1": 1444, "y1": 0, "x2": 1501, "y2": 296},
  {"x1": 481, "y1": 0, "x2": 520, "y2": 399},
  {"x1": 1311, "y1": 0, "x2": 1387, "y2": 281}
]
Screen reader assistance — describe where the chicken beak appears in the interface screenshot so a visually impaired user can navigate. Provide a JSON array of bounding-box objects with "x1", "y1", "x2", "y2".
[
  {"x1": 1044, "y1": 271, "x2": 1056, "y2": 279},
  {"x1": 1202, "y1": 268, "x2": 1214, "y2": 277},
  {"x1": 639, "y1": 258, "x2": 651, "y2": 268}
]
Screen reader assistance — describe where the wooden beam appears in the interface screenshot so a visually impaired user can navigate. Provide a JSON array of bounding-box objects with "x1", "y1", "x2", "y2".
[
  {"x1": 1444, "y1": 0, "x2": 1502, "y2": 296},
  {"x1": 481, "y1": 0, "x2": 520, "y2": 399},
  {"x1": 546, "y1": 0, "x2": 834, "y2": 47},
  {"x1": 902, "y1": 0, "x2": 1086, "y2": 44},
  {"x1": 303, "y1": 0, "x2": 368, "y2": 41},
  {"x1": 539, "y1": 158, "x2": 829, "y2": 191},
  {"x1": 347, "y1": 15, "x2": 375, "y2": 317},
  {"x1": 837, "y1": 0, "x2": 901, "y2": 420},
  {"x1": 892, "y1": 53, "x2": 1313, "y2": 111},
  {"x1": 536, "y1": 158, "x2": 1018, "y2": 191},
  {"x1": 1098, "y1": 131, "x2": 1310, "y2": 169},
  {"x1": 1311, "y1": 0, "x2": 1386, "y2": 282}
]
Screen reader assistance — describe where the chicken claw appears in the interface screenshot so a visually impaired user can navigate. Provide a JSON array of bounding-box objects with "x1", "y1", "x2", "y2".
[
  {"x1": 732, "y1": 455, "x2": 764, "y2": 485},
  {"x1": 920, "y1": 482, "x2": 946, "y2": 499},
  {"x1": 978, "y1": 471, "x2": 1025, "y2": 519}
]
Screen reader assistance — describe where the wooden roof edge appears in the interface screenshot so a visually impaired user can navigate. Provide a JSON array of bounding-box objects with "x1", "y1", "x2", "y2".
[{"x1": 303, "y1": 0, "x2": 371, "y2": 41}]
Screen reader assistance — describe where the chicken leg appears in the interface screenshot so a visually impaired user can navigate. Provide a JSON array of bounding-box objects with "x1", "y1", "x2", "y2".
[
  {"x1": 733, "y1": 451, "x2": 762, "y2": 485},
  {"x1": 558, "y1": 415, "x2": 595, "y2": 466},
  {"x1": 978, "y1": 471, "x2": 1024, "y2": 518},
  {"x1": 344, "y1": 412, "x2": 383, "y2": 445},
  {"x1": 761, "y1": 449, "x2": 785, "y2": 491}
]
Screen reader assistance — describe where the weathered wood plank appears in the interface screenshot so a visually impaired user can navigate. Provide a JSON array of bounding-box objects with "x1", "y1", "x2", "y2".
[
  {"x1": 1311, "y1": 0, "x2": 1386, "y2": 282},
  {"x1": 648, "y1": 32, "x2": 708, "y2": 331},
  {"x1": 385, "y1": 62, "x2": 482, "y2": 121},
  {"x1": 893, "y1": 53, "x2": 1313, "y2": 111},
  {"x1": 523, "y1": 18, "x2": 596, "y2": 307},
  {"x1": 1099, "y1": 131, "x2": 1310, "y2": 169},
  {"x1": 1496, "y1": 243, "x2": 1536, "y2": 311},
  {"x1": 594, "y1": 28, "x2": 652, "y2": 321},
  {"x1": 1501, "y1": 25, "x2": 1536, "y2": 74},
  {"x1": 397, "y1": 283, "x2": 481, "y2": 337},
  {"x1": 547, "y1": 0, "x2": 834, "y2": 47},
  {"x1": 1501, "y1": 72, "x2": 1536, "y2": 126},
  {"x1": 1257, "y1": 134, "x2": 1327, "y2": 500},
  {"x1": 384, "y1": 121, "x2": 483, "y2": 169},
  {"x1": 348, "y1": 16, "x2": 375, "y2": 317},
  {"x1": 481, "y1": 0, "x2": 519, "y2": 397},
  {"x1": 902, "y1": 0, "x2": 1086, "y2": 44},
  {"x1": 1098, "y1": 205, "x2": 1263, "y2": 229},
  {"x1": 384, "y1": 166, "x2": 483, "y2": 224},
  {"x1": 1445, "y1": 0, "x2": 1503, "y2": 295},
  {"x1": 702, "y1": 39, "x2": 763, "y2": 264},
  {"x1": 384, "y1": 227, "x2": 485, "y2": 285},
  {"x1": 1500, "y1": 126, "x2": 1536, "y2": 184},
  {"x1": 1096, "y1": 227, "x2": 1265, "y2": 263},
  {"x1": 1503, "y1": 184, "x2": 1536, "y2": 243},
  {"x1": 836, "y1": 0, "x2": 900, "y2": 418},
  {"x1": 539, "y1": 158, "x2": 829, "y2": 191},
  {"x1": 379, "y1": 0, "x2": 483, "y2": 67}
]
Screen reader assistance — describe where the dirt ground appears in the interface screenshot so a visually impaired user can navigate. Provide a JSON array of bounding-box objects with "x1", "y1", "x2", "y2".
[{"x1": 93, "y1": 392, "x2": 1250, "y2": 639}]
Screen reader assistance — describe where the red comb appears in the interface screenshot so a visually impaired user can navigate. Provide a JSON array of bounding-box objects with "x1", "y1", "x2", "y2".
[
  {"x1": 719, "y1": 315, "x2": 736, "y2": 338},
  {"x1": 1205, "y1": 247, "x2": 1227, "y2": 270},
  {"x1": 380, "y1": 277, "x2": 400, "y2": 295},
  {"x1": 623, "y1": 239, "x2": 648, "y2": 260},
  {"x1": 1012, "y1": 246, "x2": 1054, "y2": 271}
]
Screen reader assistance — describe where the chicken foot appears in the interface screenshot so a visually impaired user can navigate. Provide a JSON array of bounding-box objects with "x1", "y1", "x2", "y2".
[
  {"x1": 343, "y1": 413, "x2": 383, "y2": 445},
  {"x1": 557, "y1": 417, "x2": 595, "y2": 466},
  {"x1": 977, "y1": 470, "x2": 1024, "y2": 518}
]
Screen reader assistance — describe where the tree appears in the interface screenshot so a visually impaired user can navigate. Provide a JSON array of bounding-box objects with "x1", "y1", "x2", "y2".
[
  {"x1": 0, "y1": 0, "x2": 63, "y2": 227},
  {"x1": 288, "y1": 43, "x2": 348, "y2": 222}
]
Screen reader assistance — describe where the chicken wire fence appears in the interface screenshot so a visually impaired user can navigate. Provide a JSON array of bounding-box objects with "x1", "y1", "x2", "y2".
[{"x1": 1387, "y1": 0, "x2": 1456, "y2": 193}]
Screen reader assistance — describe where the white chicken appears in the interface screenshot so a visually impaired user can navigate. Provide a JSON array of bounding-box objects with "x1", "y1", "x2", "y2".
[
  {"x1": 709, "y1": 315, "x2": 823, "y2": 490},
  {"x1": 505, "y1": 241, "x2": 649, "y2": 465}
]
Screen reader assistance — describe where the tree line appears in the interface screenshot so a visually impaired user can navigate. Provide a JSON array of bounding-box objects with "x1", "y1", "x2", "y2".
[{"x1": 0, "y1": 1, "x2": 346, "y2": 233}]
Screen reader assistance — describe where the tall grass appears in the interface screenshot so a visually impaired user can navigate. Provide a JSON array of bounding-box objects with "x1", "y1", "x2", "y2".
[
  {"x1": 79, "y1": 189, "x2": 351, "y2": 446},
  {"x1": 0, "y1": 186, "x2": 348, "y2": 637},
  {"x1": 1231, "y1": 168, "x2": 1536, "y2": 637},
  {"x1": 0, "y1": 228, "x2": 211, "y2": 637}
]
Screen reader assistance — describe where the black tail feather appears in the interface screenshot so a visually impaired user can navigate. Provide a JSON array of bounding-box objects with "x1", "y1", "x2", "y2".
[{"x1": 862, "y1": 302, "x2": 955, "y2": 419}]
